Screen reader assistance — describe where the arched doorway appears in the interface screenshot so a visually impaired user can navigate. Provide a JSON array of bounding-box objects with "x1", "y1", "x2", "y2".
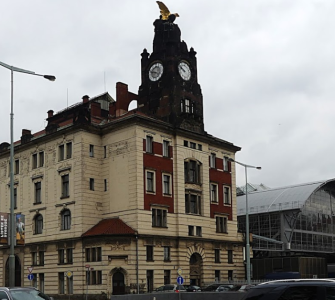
[
  {"x1": 189, "y1": 253, "x2": 202, "y2": 286},
  {"x1": 5, "y1": 255, "x2": 22, "y2": 286},
  {"x1": 112, "y1": 271, "x2": 125, "y2": 295}
]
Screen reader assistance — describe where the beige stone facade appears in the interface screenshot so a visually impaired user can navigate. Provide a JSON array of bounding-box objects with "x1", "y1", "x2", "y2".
[{"x1": 0, "y1": 112, "x2": 244, "y2": 297}]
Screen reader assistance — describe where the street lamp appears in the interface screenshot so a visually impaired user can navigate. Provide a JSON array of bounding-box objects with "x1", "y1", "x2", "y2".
[
  {"x1": 228, "y1": 158, "x2": 261, "y2": 285},
  {"x1": 0, "y1": 60, "x2": 55, "y2": 287}
]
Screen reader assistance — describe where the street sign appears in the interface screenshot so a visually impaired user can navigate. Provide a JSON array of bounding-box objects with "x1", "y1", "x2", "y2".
[
  {"x1": 85, "y1": 264, "x2": 90, "y2": 269},
  {"x1": 65, "y1": 271, "x2": 73, "y2": 278},
  {"x1": 177, "y1": 268, "x2": 182, "y2": 276},
  {"x1": 28, "y1": 274, "x2": 34, "y2": 281},
  {"x1": 177, "y1": 276, "x2": 184, "y2": 285},
  {"x1": 27, "y1": 267, "x2": 33, "y2": 274}
]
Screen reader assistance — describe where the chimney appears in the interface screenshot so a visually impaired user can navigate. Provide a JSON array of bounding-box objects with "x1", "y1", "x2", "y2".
[
  {"x1": 21, "y1": 129, "x2": 33, "y2": 144},
  {"x1": 82, "y1": 95, "x2": 90, "y2": 103},
  {"x1": 91, "y1": 102, "x2": 101, "y2": 117},
  {"x1": 47, "y1": 110, "x2": 54, "y2": 118}
]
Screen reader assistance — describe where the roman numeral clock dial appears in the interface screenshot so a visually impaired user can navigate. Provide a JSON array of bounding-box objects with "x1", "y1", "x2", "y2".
[
  {"x1": 178, "y1": 61, "x2": 191, "y2": 81},
  {"x1": 149, "y1": 62, "x2": 164, "y2": 81}
]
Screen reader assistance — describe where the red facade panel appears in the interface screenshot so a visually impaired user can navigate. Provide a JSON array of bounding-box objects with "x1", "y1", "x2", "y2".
[{"x1": 143, "y1": 153, "x2": 174, "y2": 213}]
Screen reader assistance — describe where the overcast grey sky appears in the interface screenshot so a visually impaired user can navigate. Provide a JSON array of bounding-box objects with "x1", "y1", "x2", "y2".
[{"x1": 1, "y1": 0, "x2": 334, "y2": 188}]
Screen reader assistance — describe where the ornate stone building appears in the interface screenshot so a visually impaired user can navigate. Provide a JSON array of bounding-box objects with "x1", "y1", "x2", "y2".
[{"x1": 0, "y1": 6, "x2": 244, "y2": 298}]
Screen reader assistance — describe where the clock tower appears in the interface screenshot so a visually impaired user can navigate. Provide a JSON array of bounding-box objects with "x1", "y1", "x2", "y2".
[{"x1": 138, "y1": 13, "x2": 204, "y2": 134}]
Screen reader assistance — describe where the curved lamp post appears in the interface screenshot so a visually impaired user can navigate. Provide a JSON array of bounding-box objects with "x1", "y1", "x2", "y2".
[
  {"x1": 229, "y1": 158, "x2": 261, "y2": 285},
  {"x1": 0, "y1": 60, "x2": 55, "y2": 287}
]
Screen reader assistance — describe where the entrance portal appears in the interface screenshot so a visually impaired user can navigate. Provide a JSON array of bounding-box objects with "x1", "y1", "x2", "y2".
[
  {"x1": 5, "y1": 255, "x2": 22, "y2": 286},
  {"x1": 112, "y1": 271, "x2": 125, "y2": 295},
  {"x1": 189, "y1": 253, "x2": 202, "y2": 286}
]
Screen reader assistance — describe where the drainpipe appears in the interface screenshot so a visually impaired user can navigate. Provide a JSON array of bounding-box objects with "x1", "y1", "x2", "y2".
[{"x1": 136, "y1": 233, "x2": 139, "y2": 294}]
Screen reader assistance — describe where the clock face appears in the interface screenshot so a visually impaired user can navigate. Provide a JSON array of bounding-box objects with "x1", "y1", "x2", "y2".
[
  {"x1": 149, "y1": 62, "x2": 164, "y2": 81},
  {"x1": 178, "y1": 61, "x2": 191, "y2": 81}
]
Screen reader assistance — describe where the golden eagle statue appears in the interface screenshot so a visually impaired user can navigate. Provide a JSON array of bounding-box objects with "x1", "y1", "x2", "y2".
[{"x1": 156, "y1": 1, "x2": 179, "y2": 23}]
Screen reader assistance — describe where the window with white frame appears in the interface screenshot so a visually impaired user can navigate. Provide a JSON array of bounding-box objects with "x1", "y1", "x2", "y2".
[
  {"x1": 146, "y1": 170, "x2": 155, "y2": 193},
  {"x1": 163, "y1": 246, "x2": 170, "y2": 261},
  {"x1": 146, "y1": 136, "x2": 153, "y2": 153},
  {"x1": 216, "y1": 216, "x2": 228, "y2": 233},
  {"x1": 210, "y1": 183, "x2": 218, "y2": 203},
  {"x1": 184, "y1": 159, "x2": 201, "y2": 184},
  {"x1": 224, "y1": 186, "x2": 231, "y2": 205},
  {"x1": 163, "y1": 140, "x2": 169, "y2": 157},
  {"x1": 210, "y1": 153, "x2": 216, "y2": 168},
  {"x1": 162, "y1": 174, "x2": 171, "y2": 195},
  {"x1": 185, "y1": 193, "x2": 201, "y2": 215},
  {"x1": 223, "y1": 156, "x2": 229, "y2": 171},
  {"x1": 152, "y1": 208, "x2": 167, "y2": 227}
]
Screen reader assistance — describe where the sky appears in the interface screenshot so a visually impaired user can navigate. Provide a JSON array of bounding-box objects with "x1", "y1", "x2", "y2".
[{"x1": 1, "y1": 0, "x2": 335, "y2": 188}]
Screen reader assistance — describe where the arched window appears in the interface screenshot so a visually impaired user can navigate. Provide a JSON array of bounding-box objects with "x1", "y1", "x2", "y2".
[
  {"x1": 34, "y1": 214, "x2": 43, "y2": 234},
  {"x1": 61, "y1": 209, "x2": 71, "y2": 230}
]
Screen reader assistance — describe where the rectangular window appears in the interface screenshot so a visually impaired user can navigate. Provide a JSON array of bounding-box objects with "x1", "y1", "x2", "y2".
[
  {"x1": 185, "y1": 193, "x2": 201, "y2": 215},
  {"x1": 215, "y1": 270, "x2": 220, "y2": 283},
  {"x1": 216, "y1": 216, "x2": 228, "y2": 233},
  {"x1": 146, "y1": 245, "x2": 153, "y2": 261},
  {"x1": 86, "y1": 248, "x2": 91, "y2": 262},
  {"x1": 58, "y1": 249, "x2": 65, "y2": 264},
  {"x1": 152, "y1": 208, "x2": 167, "y2": 227},
  {"x1": 67, "y1": 248, "x2": 73, "y2": 264},
  {"x1": 198, "y1": 144, "x2": 202, "y2": 151},
  {"x1": 97, "y1": 247, "x2": 102, "y2": 261},
  {"x1": 146, "y1": 171, "x2": 155, "y2": 192},
  {"x1": 89, "y1": 144, "x2": 94, "y2": 157},
  {"x1": 34, "y1": 182, "x2": 41, "y2": 204},
  {"x1": 32, "y1": 273, "x2": 37, "y2": 288},
  {"x1": 104, "y1": 179, "x2": 107, "y2": 191},
  {"x1": 224, "y1": 187, "x2": 231, "y2": 205},
  {"x1": 188, "y1": 225, "x2": 194, "y2": 236},
  {"x1": 39, "y1": 151, "x2": 44, "y2": 167},
  {"x1": 32, "y1": 153, "x2": 38, "y2": 169},
  {"x1": 39, "y1": 273, "x2": 45, "y2": 292},
  {"x1": 190, "y1": 142, "x2": 196, "y2": 149},
  {"x1": 196, "y1": 226, "x2": 202, "y2": 236},
  {"x1": 59, "y1": 272, "x2": 65, "y2": 294},
  {"x1": 163, "y1": 140, "x2": 169, "y2": 157},
  {"x1": 32, "y1": 252, "x2": 37, "y2": 265},
  {"x1": 163, "y1": 247, "x2": 170, "y2": 261},
  {"x1": 97, "y1": 271, "x2": 102, "y2": 284},
  {"x1": 183, "y1": 140, "x2": 188, "y2": 147},
  {"x1": 215, "y1": 249, "x2": 220, "y2": 263},
  {"x1": 39, "y1": 251, "x2": 44, "y2": 266},
  {"x1": 147, "y1": 270, "x2": 154, "y2": 293},
  {"x1": 146, "y1": 136, "x2": 153, "y2": 153},
  {"x1": 104, "y1": 146, "x2": 107, "y2": 158},
  {"x1": 14, "y1": 159, "x2": 19, "y2": 175},
  {"x1": 89, "y1": 178, "x2": 94, "y2": 191},
  {"x1": 163, "y1": 174, "x2": 171, "y2": 195},
  {"x1": 223, "y1": 156, "x2": 229, "y2": 171},
  {"x1": 164, "y1": 270, "x2": 171, "y2": 285},
  {"x1": 61, "y1": 174, "x2": 69, "y2": 198},
  {"x1": 185, "y1": 99, "x2": 190, "y2": 113},
  {"x1": 210, "y1": 183, "x2": 218, "y2": 203},
  {"x1": 92, "y1": 247, "x2": 97, "y2": 262},
  {"x1": 210, "y1": 153, "x2": 216, "y2": 168},
  {"x1": 184, "y1": 160, "x2": 200, "y2": 184},
  {"x1": 228, "y1": 270, "x2": 233, "y2": 281},
  {"x1": 59, "y1": 144, "x2": 65, "y2": 161},
  {"x1": 228, "y1": 250, "x2": 233, "y2": 264},
  {"x1": 14, "y1": 188, "x2": 17, "y2": 209},
  {"x1": 66, "y1": 142, "x2": 72, "y2": 159},
  {"x1": 67, "y1": 276, "x2": 73, "y2": 294},
  {"x1": 91, "y1": 271, "x2": 97, "y2": 285}
]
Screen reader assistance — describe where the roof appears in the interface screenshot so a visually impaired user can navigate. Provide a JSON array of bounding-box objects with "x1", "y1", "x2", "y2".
[
  {"x1": 237, "y1": 180, "x2": 334, "y2": 215},
  {"x1": 82, "y1": 218, "x2": 136, "y2": 237},
  {"x1": 237, "y1": 183, "x2": 270, "y2": 196}
]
